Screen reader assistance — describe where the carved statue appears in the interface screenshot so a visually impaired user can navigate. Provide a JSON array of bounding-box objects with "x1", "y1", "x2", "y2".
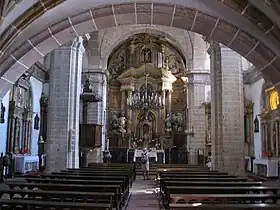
[
  {"x1": 109, "y1": 113, "x2": 126, "y2": 134},
  {"x1": 165, "y1": 114, "x2": 172, "y2": 132},
  {"x1": 172, "y1": 112, "x2": 183, "y2": 131},
  {"x1": 118, "y1": 115, "x2": 126, "y2": 134},
  {"x1": 109, "y1": 114, "x2": 119, "y2": 131},
  {"x1": 0, "y1": 102, "x2": 5, "y2": 123},
  {"x1": 83, "y1": 78, "x2": 92, "y2": 93}
]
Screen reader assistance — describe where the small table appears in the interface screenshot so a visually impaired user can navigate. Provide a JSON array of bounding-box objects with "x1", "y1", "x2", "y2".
[{"x1": 14, "y1": 155, "x2": 39, "y2": 174}]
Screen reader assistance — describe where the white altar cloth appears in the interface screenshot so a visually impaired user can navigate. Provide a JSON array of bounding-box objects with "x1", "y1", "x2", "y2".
[
  {"x1": 14, "y1": 155, "x2": 39, "y2": 174},
  {"x1": 133, "y1": 149, "x2": 165, "y2": 162}
]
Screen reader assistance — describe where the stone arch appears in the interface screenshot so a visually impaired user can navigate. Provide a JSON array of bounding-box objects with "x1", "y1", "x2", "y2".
[
  {"x1": 100, "y1": 25, "x2": 193, "y2": 66},
  {"x1": 0, "y1": 2, "x2": 280, "y2": 98}
]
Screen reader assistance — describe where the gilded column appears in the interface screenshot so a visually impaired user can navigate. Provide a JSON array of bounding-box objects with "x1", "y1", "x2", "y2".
[
  {"x1": 167, "y1": 90, "x2": 172, "y2": 113},
  {"x1": 161, "y1": 90, "x2": 166, "y2": 134},
  {"x1": 121, "y1": 90, "x2": 126, "y2": 116},
  {"x1": 127, "y1": 90, "x2": 132, "y2": 147}
]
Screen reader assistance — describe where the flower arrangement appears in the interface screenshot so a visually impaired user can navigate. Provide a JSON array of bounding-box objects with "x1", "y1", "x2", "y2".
[{"x1": 264, "y1": 151, "x2": 272, "y2": 159}]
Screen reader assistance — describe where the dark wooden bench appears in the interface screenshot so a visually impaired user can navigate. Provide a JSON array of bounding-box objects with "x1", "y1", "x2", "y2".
[
  {"x1": 0, "y1": 188, "x2": 114, "y2": 204},
  {"x1": 83, "y1": 163, "x2": 136, "y2": 181},
  {"x1": 32, "y1": 173, "x2": 129, "y2": 187},
  {"x1": 160, "y1": 174, "x2": 236, "y2": 178},
  {"x1": 165, "y1": 186, "x2": 280, "y2": 196},
  {"x1": 164, "y1": 180, "x2": 263, "y2": 187},
  {"x1": 158, "y1": 177, "x2": 247, "y2": 182},
  {"x1": 169, "y1": 203, "x2": 280, "y2": 209},
  {"x1": 54, "y1": 170, "x2": 133, "y2": 186},
  {"x1": 0, "y1": 199, "x2": 112, "y2": 210},
  {"x1": 169, "y1": 193, "x2": 280, "y2": 204},
  {"x1": 24, "y1": 177, "x2": 129, "y2": 199},
  {"x1": 7, "y1": 182, "x2": 123, "y2": 209},
  {"x1": 159, "y1": 171, "x2": 227, "y2": 175}
]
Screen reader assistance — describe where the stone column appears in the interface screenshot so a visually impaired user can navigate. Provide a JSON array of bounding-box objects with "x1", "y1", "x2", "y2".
[
  {"x1": 187, "y1": 73, "x2": 208, "y2": 164},
  {"x1": 45, "y1": 37, "x2": 84, "y2": 172},
  {"x1": 209, "y1": 42, "x2": 245, "y2": 175}
]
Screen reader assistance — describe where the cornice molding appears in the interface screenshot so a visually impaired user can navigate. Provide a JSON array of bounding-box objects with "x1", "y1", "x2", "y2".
[{"x1": 243, "y1": 66, "x2": 263, "y2": 84}]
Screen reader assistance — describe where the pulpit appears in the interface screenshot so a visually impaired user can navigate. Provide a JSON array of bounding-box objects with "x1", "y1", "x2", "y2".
[{"x1": 79, "y1": 124, "x2": 102, "y2": 148}]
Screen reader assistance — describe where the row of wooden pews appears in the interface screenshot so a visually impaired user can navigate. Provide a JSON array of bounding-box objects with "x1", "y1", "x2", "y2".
[
  {"x1": 0, "y1": 163, "x2": 135, "y2": 210},
  {"x1": 158, "y1": 166, "x2": 280, "y2": 209}
]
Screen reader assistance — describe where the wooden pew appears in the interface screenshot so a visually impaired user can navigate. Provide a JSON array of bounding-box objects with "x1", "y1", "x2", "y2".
[
  {"x1": 166, "y1": 185, "x2": 280, "y2": 194},
  {"x1": 164, "y1": 180, "x2": 263, "y2": 187},
  {"x1": 24, "y1": 177, "x2": 129, "y2": 200},
  {"x1": 158, "y1": 177, "x2": 247, "y2": 182},
  {"x1": 0, "y1": 188, "x2": 114, "y2": 204},
  {"x1": 160, "y1": 174, "x2": 236, "y2": 178},
  {"x1": 169, "y1": 203, "x2": 280, "y2": 209},
  {"x1": 7, "y1": 182, "x2": 123, "y2": 210},
  {"x1": 54, "y1": 170, "x2": 133, "y2": 186},
  {"x1": 85, "y1": 163, "x2": 136, "y2": 181},
  {"x1": 169, "y1": 193, "x2": 280, "y2": 204},
  {"x1": 0, "y1": 199, "x2": 112, "y2": 210},
  {"x1": 47, "y1": 173, "x2": 130, "y2": 189}
]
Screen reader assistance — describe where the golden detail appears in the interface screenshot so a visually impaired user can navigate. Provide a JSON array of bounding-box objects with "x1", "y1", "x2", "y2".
[{"x1": 269, "y1": 90, "x2": 279, "y2": 110}]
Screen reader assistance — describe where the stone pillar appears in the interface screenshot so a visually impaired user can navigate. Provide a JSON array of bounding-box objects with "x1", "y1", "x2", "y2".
[
  {"x1": 45, "y1": 37, "x2": 84, "y2": 172},
  {"x1": 187, "y1": 73, "x2": 209, "y2": 164},
  {"x1": 209, "y1": 42, "x2": 245, "y2": 175},
  {"x1": 84, "y1": 69, "x2": 107, "y2": 162}
]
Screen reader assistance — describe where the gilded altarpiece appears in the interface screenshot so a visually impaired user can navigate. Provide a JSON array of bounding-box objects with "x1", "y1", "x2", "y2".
[
  {"x1": 260, "y1": 87, "x2": 280, "y2": 157},
  {"x1": 6, "y1": 77, "x2": 32, "y2": 154},
  {"x1": 244, "y1": 99, "x2": 254, "y2": 156},
  {"x1": 107, "y1": 33, "x2": 187, "y2": 149}
]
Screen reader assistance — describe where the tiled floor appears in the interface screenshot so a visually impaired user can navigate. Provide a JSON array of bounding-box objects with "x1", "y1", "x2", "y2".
[{"x1": 126, "y1": 176, "x2": 160, "y2": 210}]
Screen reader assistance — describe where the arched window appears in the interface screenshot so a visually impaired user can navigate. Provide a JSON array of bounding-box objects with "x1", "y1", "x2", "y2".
[{"x1": 6, "y1": 77, "x2": 32, "y2": 154}]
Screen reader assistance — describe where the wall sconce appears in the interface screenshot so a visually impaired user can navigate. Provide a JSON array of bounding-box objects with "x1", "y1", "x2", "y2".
[
  {"x1": 34, "y1": 113, "x2": 40, "y2": 130},
  {"x1": 254, "y1": 116, "x2": 259, "y2": 133},
  {"x1": 0, "y1": 102, "x2": 6, "y2": 124}
]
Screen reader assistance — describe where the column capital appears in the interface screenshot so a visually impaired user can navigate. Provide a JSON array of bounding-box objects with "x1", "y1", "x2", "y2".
[
  {"x1": 62, "y1": 37, "x2": 85, "y2": 53},
  {"x1": 207, "y1": 41, "x2": 220, "y2": 55}
]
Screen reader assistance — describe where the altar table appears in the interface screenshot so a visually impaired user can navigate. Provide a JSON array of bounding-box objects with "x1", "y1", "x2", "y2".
[
  {"x1": 133, "y1": 149, "x2": 165, "y2": 163},
  {"x1": 14, "y1": 155, "x2": 39, "y2": 174}
]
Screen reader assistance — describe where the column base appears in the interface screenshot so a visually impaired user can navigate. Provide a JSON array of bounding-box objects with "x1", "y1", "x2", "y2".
[{"x1": 87, "y1": 148, "x2": 103, "y2": 163}]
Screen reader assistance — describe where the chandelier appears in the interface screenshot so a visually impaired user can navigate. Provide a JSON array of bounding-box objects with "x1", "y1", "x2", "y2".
[{"x1": 127, "y1": 72, "x2": 164, "y2": 111}]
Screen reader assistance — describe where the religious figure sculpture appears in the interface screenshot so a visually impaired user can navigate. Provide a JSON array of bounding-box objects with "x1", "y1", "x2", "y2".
[
  {"x1": 109, "y1": 114, "x2": 119, "y2": 131},
  {"x1": 172, "y1": 112, "x2": 183, "y2": 131},
  {"x1": 0, "y1": 102, "x2": 6, "y2": 123},
  {"x1": 118, "y1": 115, "x2": 126, "y2": 134},
  {"x1": 165, "y1": 114, "x2": 172, "y2": 132}
]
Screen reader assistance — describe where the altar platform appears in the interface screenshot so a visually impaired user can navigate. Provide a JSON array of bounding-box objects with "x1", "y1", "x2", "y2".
[{"x1": 108, "y1": 147, "x2": 188, "y2": 164}]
